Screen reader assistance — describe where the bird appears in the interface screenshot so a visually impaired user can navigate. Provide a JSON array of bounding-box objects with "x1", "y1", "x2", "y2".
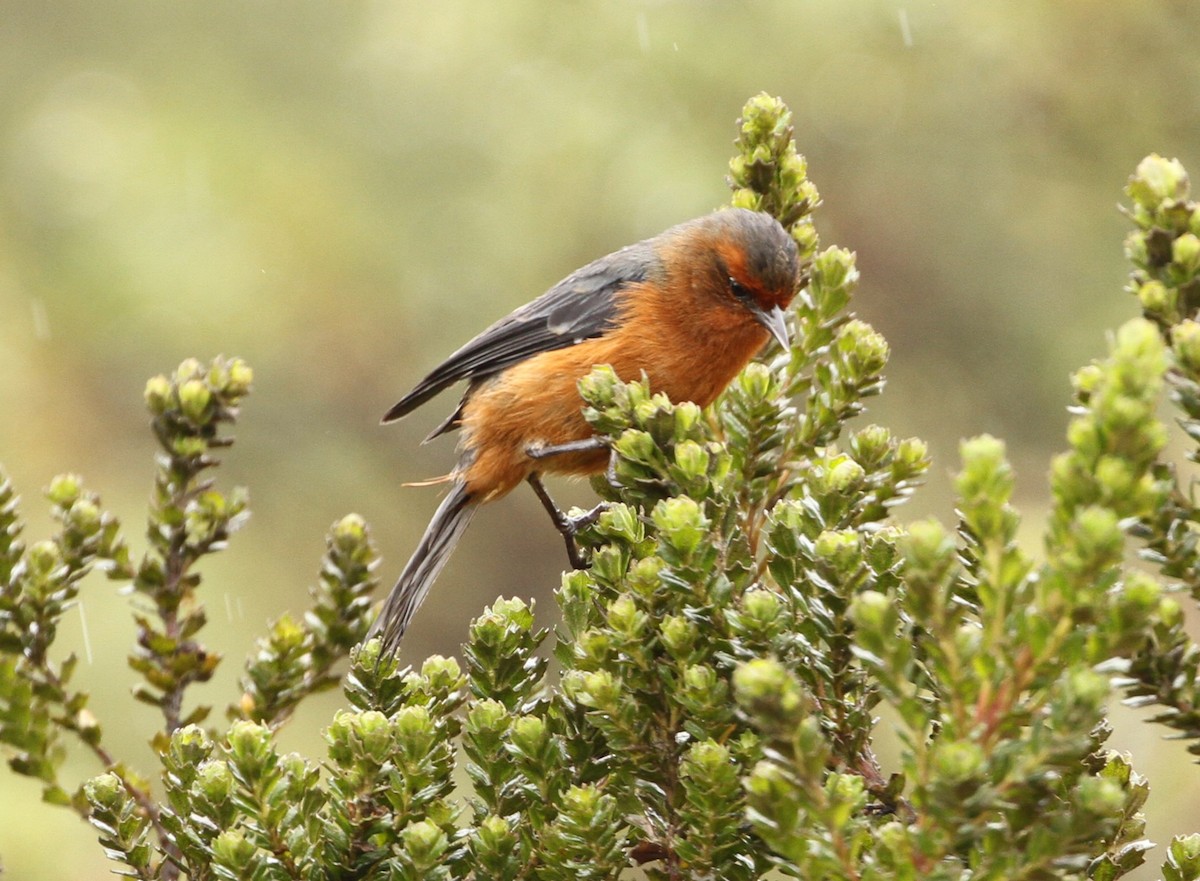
[{"x1": 369, "y1": 207, "x2": 800, "y2": 653}]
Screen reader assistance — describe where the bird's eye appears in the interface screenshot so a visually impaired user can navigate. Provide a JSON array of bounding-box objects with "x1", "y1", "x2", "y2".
[{"x1": 728, "y1": 277, "x2": 753, "y2": 302}]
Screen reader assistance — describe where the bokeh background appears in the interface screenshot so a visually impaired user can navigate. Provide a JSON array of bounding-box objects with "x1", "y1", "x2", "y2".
[{"x1": 1, "y1": 1, "x2": 1198, "y2": 877}]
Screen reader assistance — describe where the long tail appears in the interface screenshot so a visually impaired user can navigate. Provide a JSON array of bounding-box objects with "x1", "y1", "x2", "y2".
[{"x1": 368, "y1": 480, "x2": 476, "y2": 654}]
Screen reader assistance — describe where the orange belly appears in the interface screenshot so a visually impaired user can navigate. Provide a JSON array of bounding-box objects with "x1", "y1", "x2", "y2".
[{"x1": 458, "y1": 287, "x2": 770, "y2": 501}]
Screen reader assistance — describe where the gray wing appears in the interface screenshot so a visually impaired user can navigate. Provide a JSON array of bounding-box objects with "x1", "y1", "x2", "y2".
[{"x1": 382, "y1": 239, "x2": 654, "y2": 431}]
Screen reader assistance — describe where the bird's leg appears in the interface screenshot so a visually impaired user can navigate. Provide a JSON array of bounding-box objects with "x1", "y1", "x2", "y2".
[
  {"x1": 526, "y1": 473, "x2": 607, "y2": 570},
  {"x1": 525, "y1": 436, "x2": 608, "y2": 460}
]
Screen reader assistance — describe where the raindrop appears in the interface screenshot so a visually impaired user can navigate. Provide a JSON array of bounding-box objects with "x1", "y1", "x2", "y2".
[
  {"x1": 898, "y1": 9, "x2": 913, "y2": 48},
  {"x1": 78, "y1": 600, "x2": 94, "y2": 664},
  {"x1": 30, "y1": 298, "x2": 50, "y2": 341}
]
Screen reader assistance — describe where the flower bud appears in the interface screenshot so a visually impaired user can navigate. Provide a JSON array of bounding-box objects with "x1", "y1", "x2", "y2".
[
  {"x1": 1174, "y1": 320, "x2": 1200, "y2": 373},
  {"x1": 1076, "y1": 776, "x2": 1125, "y2": 816},
  {"x1": 1128, "y1": 154, "x2": 1189, "y2": 206},
  {"x1": 849, "y1": 590, "x2": 893, "y2": 634},
  {"x1": 933, "y1": 740, "x2": 985, "y2": 783},
  {"x1": 652, "y1": 497, "x2": 709, "y2": 558},
  {"x1": 46, "y1": 473, "x2": 82, "y2": 507},
  {"x1": 1174, "y1": 233, "x2": 1200, "y2": 275},
  {"x1": 226, "y1": 358, "x2": 253, "y2": 395},
  {"x1": 825, "y1": 456, "x2": 865, "y2": 493},
  {"x1": 178, "y1": 379, "x2": 212, "y2": 423}
]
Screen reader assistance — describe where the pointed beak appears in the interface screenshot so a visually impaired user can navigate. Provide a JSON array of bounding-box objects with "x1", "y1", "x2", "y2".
[{"x1": 750, "y1": 303, "x2": 790, "y2": 349}]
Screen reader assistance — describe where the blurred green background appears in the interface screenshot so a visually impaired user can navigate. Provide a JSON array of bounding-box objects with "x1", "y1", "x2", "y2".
[{"x1": 2, "y1": 1, "x2": 1198, "y2": 877}]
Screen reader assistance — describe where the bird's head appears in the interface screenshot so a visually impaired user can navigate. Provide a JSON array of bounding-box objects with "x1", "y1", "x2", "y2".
[{"x1": 695, "y1": 208, "x2": 800, "y2": 349}]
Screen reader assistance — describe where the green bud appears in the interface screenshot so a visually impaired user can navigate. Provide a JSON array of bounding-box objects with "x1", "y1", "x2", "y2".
[
  {"x1": 1071, "y1": 506, "x2": 1122, "y2": 565},
  {"x1": 1094, "y1": 456, "x2": 1135, "y2": 498},
  {"x1": 172, "y1": 436, "x2": 208, "y2": 458},
  {"x1": 1121, "y1": 571, "x2": 1161, "y2": 610},
  {"x1": 814, "y1": 247, "x2": 854, "y2": 292},
  {"x1": 1065, "y1": 669, "x2": 1110, "y2": 711},
  {"x1": 1076, "y1": 776, "x2": 1125, "y2": 816},
  {"x1": 478, "y1": 813, "x2": 511, "y2": 840},
  {"x1": 393, "y1": 706, "x2": 434, "y2": 747},
  {"x1": 466, "y1": 699, "x2": 508, "y2": 734},
  {"x1": 268, "y1": 614, "x2": 305, "y2": 648},
  {"x1": 738, "y1": 362, "x2": 774, "y2": 402},
  {"x1": 814, "y1": 529, "x2": 861, "y2": 568},
  {"x1": 85, "y1": 772, "x2": 125, "y2": 807},
  {"x1": 1127, "y1": 154, "x2": 1189, "y2": 206},
  {"x1": 332, "y1": 512, "x2": 367, "y2": 546},
  {"x1": 1167, "y1": 834, "x2": 1200, "y2": 875},
  {"x1": 959, "y1": 434, "x2": 1007, "y2": 477},
  {"x1": 577, "y1": 670, "x2": 620, "y2": 709},
  {"x1": 615, "y1": 429, "x2": 658, "y2": 464},
  {"x1": 901, "y1": 519, "x2": 955, "y2": 571},
  {"x1": 674, "y1": 401, "x2": 703, "y2": 437},
  {"x1": 168, "y1": 725, "x2": 213, "y2": 767},
  {"x1": 1174, "y1": 320, "x2": 1200, "y2": 373},
  {"x1": 174, "y1": 357, "x2": 204, "y2": 383},
  {"x1": 682, "y1": 740, "x2": 731, "y2": 776},
  {"x1": 226, "y1": 358, "x2": 253, "y2": 395},
  {"x1": 660, "y1": 615, "x2": 698, "y2": 658},
  {"x1": 824, "y1": 772, "x2": 867, "y2": 827},
  {"x1": 1113, "y1": 318, "x2": 1167, "y2": 368},
  {"x1": 28, "y1": 540, "x2": 62, "y2": 576},
  {"x1": 420, "y1": 656, "x2": 463, "y2": 697},
  {"x1": 633, "y1": 398, "x2": 660, "y2": 427},
  {"x1": 178, "y1": 379, "x2": 212, "y2": 423},
  {"x1": 1066, "y1": 417, "x2": 1101, "y2": 458},
  {"x1": 213, "y1": 831, "x2": 261, "y2": 872},
  {"x1": 67, "y1": 498, "x2": 101, "y2": 534},
  {"x1": 933, "y1": 740, "x2": 985, "y2": 783},
  {"x1": 1071, "y1": 364, "x2": 1104, "y2": 401},
  {"x1": 730, "y1": 188, "x2": 762, "y2": 212},
  {"x1": 841, "y1": 319, "x2": 889, "y2": 373},
  {"x1": 683, "y1": 664, "x2": 719, "y2": 695},
  {"x1": 226, "y1": 720, "x2": 273, "y2": 773},
  {"x1": 1137, "y1": 279, "x2": 1171, "y2": 314},
  {"x1": 825, "y1": 456, "x2": 865, "y2": 492},
  {"x1": 1158, "y1": 596, "x2": 1183, "y2": 628},
  {"x1": 741, "y1": 589, "x2": 782, "y2": 625},
  {"x1": 1125, "y1": 230, "x2": 1149, "y2": 266},
  {"x1": 1175, "y1": 233, "x2": 1200, "y2": 275},
  {"x1": 673, "y1": 440, "x2": 710, "y2": 481},
  {"x1": 578, "y1": 364, "x2": 620, "y2": 406},
  {"x1": 196, "y1": 761, "x2": 235, "y2": 803},
  {"x1": 849, "y1": 590, "x2": 893, "y2": 634},
  {"x1": 594, "y1": 503, "x2": 642, "y2": 544},
  {"x1": 509, "y1": 715, "x2": 547, "y2": 756},
  {"x1": 895, "y1": 436, "x2": 929, "y2": 471},
  {"x1": 626, "y1": 555, "x2": 664, "y2": 593},
  {"x1": 606, "y1": 594, "x2": 647, "y2": 638},
  {"x1": 652, "y1": 497, "x2": 709, "y2": 558},
  {"x1": 733, "y1": 658, "x2": 803, "y2": 721},
  {"x1": 851, "y1": 424, "x2": 891, "y2": 464},
  {"x1": 46, "y1": 473, "x2": 83, "y2": 507},
  {"x1": 402, "y1": 819, "x2": 448, "y2": 861},
  {"x1": 356, "y1": 710, "x2": 396, "y2": 762},
  {"x1": 560, "y1": 784, "x2": 608, "y2": 819},
  {"x1": 143, "y1": 375, "x2": 172, "y2": 414}
]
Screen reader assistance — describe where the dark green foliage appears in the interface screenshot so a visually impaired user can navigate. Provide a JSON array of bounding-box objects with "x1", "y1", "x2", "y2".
[{"x1": 3, "y1": 94, "x2": 1200, "y2": 881}]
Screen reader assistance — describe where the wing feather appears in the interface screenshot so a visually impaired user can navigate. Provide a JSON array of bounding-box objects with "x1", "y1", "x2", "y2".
[{"x1": 382, "y1": 239, "x2": 654, "y2": 426}]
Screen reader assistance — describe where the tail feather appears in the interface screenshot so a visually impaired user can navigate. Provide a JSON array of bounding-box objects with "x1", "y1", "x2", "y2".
[{"x1": 369, "y1": 480, "x2": 476, "y2": 654}]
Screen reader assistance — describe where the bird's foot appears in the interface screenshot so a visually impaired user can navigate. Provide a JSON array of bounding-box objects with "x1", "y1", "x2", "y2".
[{"x1": 525, "y1": 436, "x2": 608, "y2": 460}]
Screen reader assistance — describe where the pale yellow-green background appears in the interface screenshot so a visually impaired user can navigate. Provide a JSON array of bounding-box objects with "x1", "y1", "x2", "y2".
[{"x1": 1, "y1": 2, "x2": 1198, "y2": 878}]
